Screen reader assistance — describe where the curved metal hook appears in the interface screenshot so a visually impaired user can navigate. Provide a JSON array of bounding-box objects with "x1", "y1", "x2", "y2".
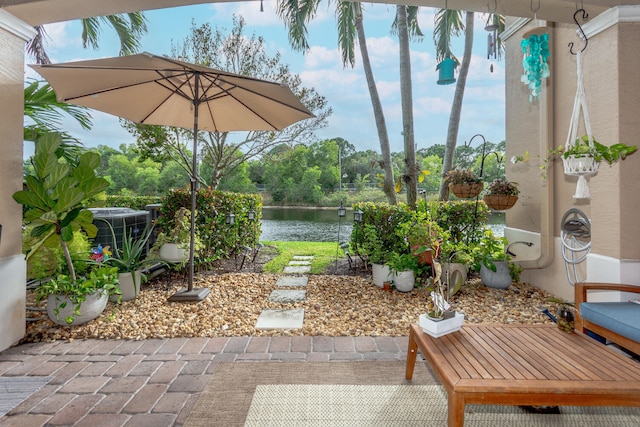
[
  {"x1": 568, "y1": 8, "x2": 589, "y2": 55},
  {"x1": 487, "y1": 0, "x2": 497, "y2": 13}
]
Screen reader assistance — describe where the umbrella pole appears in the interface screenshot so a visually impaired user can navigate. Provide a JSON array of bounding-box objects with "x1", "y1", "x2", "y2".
[{"x1": 169, "y1": 73, "x2": 210, "y2": 302}]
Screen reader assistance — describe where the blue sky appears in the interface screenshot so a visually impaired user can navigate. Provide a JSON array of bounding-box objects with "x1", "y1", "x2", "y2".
[{"x1": 25, "y1": 2, "x2": 506, "y2": 156}]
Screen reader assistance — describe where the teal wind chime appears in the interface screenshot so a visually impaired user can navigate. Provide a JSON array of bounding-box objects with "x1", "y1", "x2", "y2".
[{"x1": 520, "y1": 0, "x2": 550, "y2": 101}]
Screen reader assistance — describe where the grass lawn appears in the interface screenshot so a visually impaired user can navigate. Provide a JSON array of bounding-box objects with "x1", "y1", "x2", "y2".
[{"x1": 261, "y1": 241, "x2": 342, "y2": 274}]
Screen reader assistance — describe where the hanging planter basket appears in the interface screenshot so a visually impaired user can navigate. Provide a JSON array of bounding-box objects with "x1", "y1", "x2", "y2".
[
  {"x1": 562, "y1": 155, "x2": 599, "y2": 176},
  {"x1": 483, "y1": 194, "x2": 519, "y2": 211},
  {"x1": 449, "y1": 182, "x2": 484, "y2": 199}
]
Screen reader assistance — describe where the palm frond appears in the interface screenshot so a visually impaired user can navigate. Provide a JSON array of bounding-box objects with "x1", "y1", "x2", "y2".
[
  {"x1": 26, "y1": 26, "x2": 51, "y2": 64},
  {"x1": 433, "y1": 9, "x2": 464, "y2": 62},
  {"x1": 81, "y1": 17, "x2": 101, "y2": 50},
  {"x1": 276, "y1": 0, "x2": 320, "y2": 52},
  {"x1": 336, "y1": 2, "x2": 357, "y2": 67},
  {"x1": 24, "y1": 80, "x2": 92, "y2": 132}
]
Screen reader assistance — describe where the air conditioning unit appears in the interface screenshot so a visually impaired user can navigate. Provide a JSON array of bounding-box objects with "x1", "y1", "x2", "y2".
[{"x1": 90, "y1": 208, "x2": 150, "y2": 253}]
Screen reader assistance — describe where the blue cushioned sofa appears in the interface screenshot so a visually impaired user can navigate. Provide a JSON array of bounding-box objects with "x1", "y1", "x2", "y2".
[{"x1": 575, "y1": 282, "x2": 640, "y2": 355}]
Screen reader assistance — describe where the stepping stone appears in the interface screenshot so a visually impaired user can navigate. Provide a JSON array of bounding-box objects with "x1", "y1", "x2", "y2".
[
  {"x1": 283, "y1": 266, "x2": 311, "y2": 274},
  {"x1": 268, "y1": 289, "x2": 306, "y2": 303},
  {"x1": 275, "y1": 277, "x2": 308, "y2": 288},
  {"x1": 255, "y1": 309, "x2": 304, "y2": 330},
  {"x1": 292, "y1": 256, "x2": 314, "y2": 260},
  {"x1": 288, "y1": 260, "x2": 311, "y2": 266}
]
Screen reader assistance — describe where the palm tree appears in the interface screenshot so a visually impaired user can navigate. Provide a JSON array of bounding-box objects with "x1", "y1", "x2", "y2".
[
  {"x1": 433, "y1": 9, "x2": 466, "y2": 201},
  {"x1": 392, "y1": 5, "x2": 423, "y2": 209},
  {"x1": 26, "y1": 12, "x2": 148, "y2": 64},
  {"x1": 278, "y1": 1, "x2": 397, "y2": 204},
  {"x1": 436, "y1": 12, "x2": 504, "y2": 200}
]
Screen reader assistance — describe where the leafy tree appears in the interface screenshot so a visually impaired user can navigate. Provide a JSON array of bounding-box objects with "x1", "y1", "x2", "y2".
[{"x1": 125, "y1": 17, "x2": 330, "y2": 189}]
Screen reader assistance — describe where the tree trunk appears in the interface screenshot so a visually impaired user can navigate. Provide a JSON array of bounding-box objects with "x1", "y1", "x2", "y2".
[
  {"x1": 439, "y1": 11, "x2": 475, "y2": 201},
  {"x1": 355, "y1": 5, "x2": 397, "y2": 204},
  {"x1": 397, "y1": 5, "x2": 417, "y2": 209}
]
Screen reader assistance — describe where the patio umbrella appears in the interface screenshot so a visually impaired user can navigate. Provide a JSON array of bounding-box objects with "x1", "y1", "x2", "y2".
[{"x1": 31, "y1": 52, "x2": 314, "y2": 301}]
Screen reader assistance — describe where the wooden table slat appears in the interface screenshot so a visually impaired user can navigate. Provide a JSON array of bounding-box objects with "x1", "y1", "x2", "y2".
[
  {"x1": 490, "y1": 326, "x2": 589, "y2": 381},
  {"x1": 406, "y1": 323, "x2": 640, "y2": 427}
]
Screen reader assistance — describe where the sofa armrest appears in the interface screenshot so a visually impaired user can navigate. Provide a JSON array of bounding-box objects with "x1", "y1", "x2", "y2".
[{"x1": 574, "y1": 282, "x2": 640, "y2": 332}]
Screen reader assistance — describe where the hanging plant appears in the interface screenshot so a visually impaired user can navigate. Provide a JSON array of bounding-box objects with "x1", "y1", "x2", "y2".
[{"x1": 520, "y1": 33, "x2": 550, "y2": 101}]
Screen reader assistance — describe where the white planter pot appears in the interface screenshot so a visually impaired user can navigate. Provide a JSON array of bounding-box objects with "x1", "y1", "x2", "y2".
[
  {"x1": 113, "y1": 270, "x2": 142, "y2": 302},
  {"x1": 392, "y1": 270, "x2": 415, "y2": 293},
  {"x1": 441, "y1": 262, "x2": 468, "y2": 297},
  {"x1": 159, "y1": 243, "x2": 187, "y2": 263},
  {"x1": 480, "y1": 261, "x2": 512, "y2": 290},
  {"x1": 371, "y1": 263, "x2": 392, "y2": 288},
  {"x1": 47, "y1": 290, "x2": 108, "y2": 326}
]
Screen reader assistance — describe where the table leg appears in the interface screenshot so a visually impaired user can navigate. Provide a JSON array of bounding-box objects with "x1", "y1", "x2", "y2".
[
  {"x1": 447, "y1": 392, "x2": 465, "y2": 427},
  {"x1": 406, "y1": 326, "x2": 418, "y2": 380}
]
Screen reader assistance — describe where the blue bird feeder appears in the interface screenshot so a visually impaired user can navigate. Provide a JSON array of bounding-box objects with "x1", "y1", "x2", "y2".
[{"x1": 436, "y1": 57, "x2": 457, "y2": 85}]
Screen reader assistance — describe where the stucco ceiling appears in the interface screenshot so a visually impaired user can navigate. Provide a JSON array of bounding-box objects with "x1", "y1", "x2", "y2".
[{"x1": 2, "y1": 0, "x2": 640, "y2": 26}]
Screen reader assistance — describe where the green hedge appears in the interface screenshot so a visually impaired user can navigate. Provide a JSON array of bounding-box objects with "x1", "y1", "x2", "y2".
[
  {"x1": 161, "y1": 189, "x2": 262, "y2": 265},
  {"x1": 105, "y1": 191, "x2": 262, "y2": 266},
  {"x1": 350, "y1": 200, "x2": 489, "y2": 263}
]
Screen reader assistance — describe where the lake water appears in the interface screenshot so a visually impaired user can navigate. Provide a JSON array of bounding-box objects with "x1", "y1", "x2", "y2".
[{"x1": 259, "y1": 207, "x2": 505, "y2": 242}]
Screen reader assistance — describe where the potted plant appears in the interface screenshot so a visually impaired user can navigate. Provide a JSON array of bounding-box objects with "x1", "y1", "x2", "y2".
[
  {"x1": 361, "y1": 224, "x2": 393, "y2": 288},
  {"x1": 514, "y1": 135, "x2": 637, "y2": 177},
  {"x1": 473, "y1": 229, "x2": 512, "y2": 290},
  {"x1": 386, "y1": 251, "x2": 418, "y2": 292},
  {"x1": 401, "y1": 217, "x2": 443, "y2": 266},
  {"x1": 483, "y1": 179, "x2": 520, "y2": 210},
  {"x1": 438, "y1": 240, "x2": 473, "y2": 297},
  {"x1": 36, "y1": 265, "x2": 120, "y2": 325},
  {"x1": 13, "y1": 132, "x2": 114, "y2": 325},
  {"x1": 151, "y1": 207, "x2": 202, "y2": 264},
  {"x1": 101, "y1": 221, "x2": 163, "y2": 301},
  {"x1": 443, "y1": 169, "x2": 484, "y2": 199}
]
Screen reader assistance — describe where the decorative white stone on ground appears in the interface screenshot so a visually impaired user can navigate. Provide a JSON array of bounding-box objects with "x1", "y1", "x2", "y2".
[
  {"x1": 292, "y1": 256, "x2": 314, "y2": 260},
  {"x1": 255, "y1": 309, "x2": 304, "y2": 329},
  {"x1": 275, "y1": 276, "x2": 308, "y2": 287},
  {"x1": 288, "y1": 261, "x2": 311, "y2": 265},
  {"x1": 267, "y1": 290, "x2": 306, "y2": 303}
]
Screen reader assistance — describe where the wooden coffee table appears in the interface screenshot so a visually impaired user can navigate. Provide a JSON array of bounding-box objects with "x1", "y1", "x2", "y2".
[{"x1": 406, "y1": 323, "x2": 640, "y2": 427}]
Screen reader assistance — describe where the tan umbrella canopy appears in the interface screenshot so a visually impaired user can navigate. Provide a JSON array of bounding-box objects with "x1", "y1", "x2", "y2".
[{"x1": 31, "y1": 52, "x2": 314, "y2": 301}]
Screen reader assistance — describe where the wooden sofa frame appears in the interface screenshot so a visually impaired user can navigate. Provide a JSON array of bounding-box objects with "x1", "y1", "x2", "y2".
[{"x1": 574, "y1": 282, "x2": 640, "y2": 355}]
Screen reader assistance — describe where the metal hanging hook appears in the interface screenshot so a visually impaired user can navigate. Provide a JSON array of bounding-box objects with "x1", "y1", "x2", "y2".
[
  {"x1": 568, "y1": 8, "x2": 589, "y2": 55},
  {"x1": 487, "y1": 0, "x2": 497, "y2": 13}
]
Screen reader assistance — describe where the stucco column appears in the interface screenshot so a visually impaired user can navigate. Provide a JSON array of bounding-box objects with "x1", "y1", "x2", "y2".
[
  {"x1": 584, "y1": 9, "x2": 640, "y2": 290},
  {"x1": 0, "y1": 9, "x2": 36, "y2": 351}
]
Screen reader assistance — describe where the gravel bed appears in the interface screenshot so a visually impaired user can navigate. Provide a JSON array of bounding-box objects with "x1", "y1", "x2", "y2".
[{"x1": 22, "y1": 271, "x2": 559, "y2": 343}]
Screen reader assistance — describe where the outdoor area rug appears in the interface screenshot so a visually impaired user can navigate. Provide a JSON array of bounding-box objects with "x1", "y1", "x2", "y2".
[
  {"x1": 184, "y1": 361, "x2": 438, "y2": 427},
  {"x1": 244, "y1": 384, "x2": 640, "y2": 426},
  {"x1": 0, "y1": 376, "x2": 51, "y2": 417},
  {"x1": 185, "y1": 361, "x2": 640, "y2": 427}
]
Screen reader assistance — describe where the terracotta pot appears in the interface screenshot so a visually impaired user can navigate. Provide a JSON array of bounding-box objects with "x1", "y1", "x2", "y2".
[
  {"x1": 483, "y1": 194, "x2": 518, "y2": 210},
  {"x1": 449, "y1": 182, "x2": 484, "y2": 199},
  {"x1": 382, "y1": 281, "x2": 392, "y2": 292},
  {"x1": 412, "y1": 245, "x2": 433, "y2": 265}
]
